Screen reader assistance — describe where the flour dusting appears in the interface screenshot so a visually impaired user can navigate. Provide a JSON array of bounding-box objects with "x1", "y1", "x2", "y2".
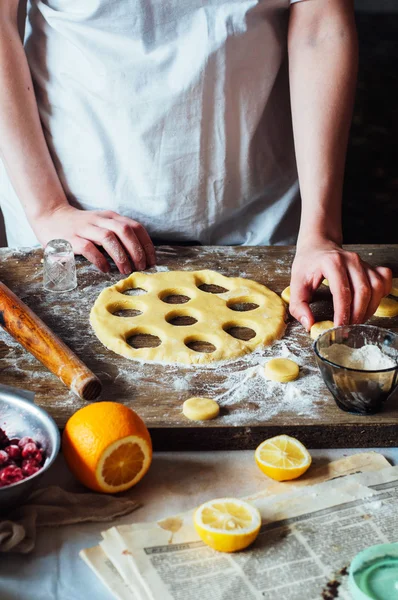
[
  {"x1": 322, "y1": 343, "x2": 397, "y2": 371},
  {"x1": 0, "y1": 247, "x2": 329, "y2": 426}
]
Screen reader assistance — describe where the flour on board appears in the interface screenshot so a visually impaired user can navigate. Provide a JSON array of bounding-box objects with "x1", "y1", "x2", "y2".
[{"x1": 0, "y1": 249, "x2": 325, "y2": 424}]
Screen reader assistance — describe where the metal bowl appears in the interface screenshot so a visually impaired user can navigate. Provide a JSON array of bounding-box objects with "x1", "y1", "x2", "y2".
[
  {"x1": 314, "y1": 324, "x2": 398, "y2": 414},
  {"x1": 0, "y1": 385, "x2": 60, "y2": 512}
]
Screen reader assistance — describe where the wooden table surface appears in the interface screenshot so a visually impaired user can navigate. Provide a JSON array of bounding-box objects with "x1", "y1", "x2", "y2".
[{"x1": 0, "y1": 245, "x2": 397, "y2": 450}]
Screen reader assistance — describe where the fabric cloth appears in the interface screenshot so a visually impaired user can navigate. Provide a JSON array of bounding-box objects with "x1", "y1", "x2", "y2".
[
  {"x1": 0, "y1": 485, "x2": 139, "y2": 554},
  {"x1": 1, "y1": 0, "x2": 305, "y2": 248}
]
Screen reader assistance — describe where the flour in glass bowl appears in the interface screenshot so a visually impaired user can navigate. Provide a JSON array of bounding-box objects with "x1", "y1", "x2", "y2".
[{"x1": 322, "y1": 343, "x2": 397, "y2": 371}]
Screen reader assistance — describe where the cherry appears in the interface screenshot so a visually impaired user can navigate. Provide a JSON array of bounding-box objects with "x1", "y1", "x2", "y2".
[
  {"x1": 32, "y1": 450, "x2": 44, "y2": 465},
  {"x1": 18, "y1": 437, "x2": 35, "y2": 448},
  {"x1": 0, "y1": 465, "x2": 24, "y2": 485},
  {"x1": 0, "y1": 429, "x2": 46, "y2": 486},
  {"x1": 22, "y1": 460, "x2": 41, "y2": 477},
  {"x1": 21, "y1": 442, "x2": 38, "y2": 459},
  {"x1": 4, "y1": 445, "x2": 21, "y2": 461},
  {"x1": 0, "y1": 450, "x2": 9, "y2": 467}
]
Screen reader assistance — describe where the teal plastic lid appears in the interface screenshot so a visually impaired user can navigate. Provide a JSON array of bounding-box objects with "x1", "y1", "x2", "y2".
[{"x1": 349, "y1": 543, "x2": 398, "y2": 600}]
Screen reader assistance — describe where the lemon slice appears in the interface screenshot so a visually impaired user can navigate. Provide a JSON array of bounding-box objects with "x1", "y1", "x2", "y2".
[
  {"x1": 194, "y1": 498, "x2": 261, "y2": 553},
  {"x1": 255, "y1": 435, "x2": 312, "y2": 481}
]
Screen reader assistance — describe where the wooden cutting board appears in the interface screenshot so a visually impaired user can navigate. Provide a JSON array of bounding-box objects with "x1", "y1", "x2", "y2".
[{"x1": 0, "y1": 245, "x2": 397, "y2": 450}]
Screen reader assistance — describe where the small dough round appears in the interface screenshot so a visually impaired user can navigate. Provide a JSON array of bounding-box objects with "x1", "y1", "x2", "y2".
[
  {"x1": 281, "y1": 286, "x2": 290, "y2": 304},
  {"x1": 322, "y1": 279, "x2": 329, "y2": 287},
  {"x1": 390, "y1": 278, "x2": 398, "y2": 298},
  {"x1": 374, "y1": 297, "x2": 398, "y2": 318},
  {"x1": 264, "y1": 358, "x2": 299, "y2": 383},
  {"x1": 310, "y1": 320, "x2": 335, "y2": 340},
  {"x1": 183, "y1": 397, "x2": 220, "y2": 421}
]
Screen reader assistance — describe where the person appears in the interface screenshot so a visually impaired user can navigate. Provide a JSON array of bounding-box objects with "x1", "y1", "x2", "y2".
[{"x1": 0, "y1": 0, "x2": 391, "y2": 332}]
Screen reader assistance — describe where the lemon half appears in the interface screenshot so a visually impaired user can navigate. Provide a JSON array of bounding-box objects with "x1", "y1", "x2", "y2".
[
  {"x1": 255, "y1": 435, "x2": 312, "y2": 482},
  {"x1": 194, "y1": 498, "x2": 261, "y2": 553}
]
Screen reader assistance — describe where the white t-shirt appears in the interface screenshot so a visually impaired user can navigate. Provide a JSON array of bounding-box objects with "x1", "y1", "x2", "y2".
[{"x1": 0, "y1": 0, "x2": 305, "y2": 247}]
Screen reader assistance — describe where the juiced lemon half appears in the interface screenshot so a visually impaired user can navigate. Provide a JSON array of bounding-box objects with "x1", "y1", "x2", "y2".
[
  {"x1": 255, "y1": 434, "x2": 311, "y2": 481},
  {"x1": 194, "y1": 498, "x2": 261, "y2": 553}
]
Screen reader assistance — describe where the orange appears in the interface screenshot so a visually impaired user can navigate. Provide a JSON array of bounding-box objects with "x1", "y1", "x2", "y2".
[
  {"x1": 62, "y1": 402, "x2": 152, "y2": 493},
  {"x1": 255, "y1": 435, "x2": 311, "y2": 481}
]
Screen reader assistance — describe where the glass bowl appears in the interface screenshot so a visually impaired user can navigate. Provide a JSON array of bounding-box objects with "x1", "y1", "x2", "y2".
[{"x1": 313, "y1": 325, "x2": 398, "y2": 414}]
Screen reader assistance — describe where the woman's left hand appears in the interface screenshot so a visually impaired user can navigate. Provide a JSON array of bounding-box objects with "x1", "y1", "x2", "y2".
[{"x1": 289, "y1": 237, "x2": 392, "y2": 330}]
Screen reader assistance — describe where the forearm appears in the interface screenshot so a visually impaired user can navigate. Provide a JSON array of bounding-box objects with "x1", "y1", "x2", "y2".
[
  {"x1": 288, "y1": 0, "x2": 358, "y2": 246},
  {"x1": 0, "y1": 6, "x2": 68, "y2": 221}
]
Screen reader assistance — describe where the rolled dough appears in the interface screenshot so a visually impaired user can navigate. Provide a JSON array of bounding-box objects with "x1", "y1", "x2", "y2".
[{"x1": 90, "y1": 270, "x2": 286, "y2": 365}]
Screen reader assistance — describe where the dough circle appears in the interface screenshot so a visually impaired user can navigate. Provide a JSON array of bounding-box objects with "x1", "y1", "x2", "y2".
[
  {"x1": 182, "y1": 397, "x2": 220, "y2": 421},
  {"x1": 281, "y1": 280, "x2": 329, "y2": 305},
  {"x1": 391, "y1": 278, "x2": 398, "y2": 298},
  {"x1": 310, "y1": 321, "x2": 335, "y2": 340},
  {"x1": 281, "y1": 286, "x2": 290, "y2": 304},
  {"x1": 264, "y1": 358, "x2": 299, "y2": 383},
  {"x1": 90, "y1": 270, "x2": 286, "y2": 365},
  {"x1": 374, "y1": 297, "x2": 398, "y2": 318}
]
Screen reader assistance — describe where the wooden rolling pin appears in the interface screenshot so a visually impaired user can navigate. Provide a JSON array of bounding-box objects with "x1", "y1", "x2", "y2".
[{"x1": 0, "y1": 282, "x2": 102, "y2": 401}]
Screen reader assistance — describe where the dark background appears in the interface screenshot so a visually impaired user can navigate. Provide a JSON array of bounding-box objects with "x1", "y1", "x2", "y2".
[{"x1": 343, "y1": 3, "x2": 398, "y2": 243}]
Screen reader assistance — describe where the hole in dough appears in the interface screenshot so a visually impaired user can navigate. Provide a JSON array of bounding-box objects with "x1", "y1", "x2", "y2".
[
  {"x1": 123, "y1": 287, "x2": 147, "y2": 296},
  {"x1": 162, "y1": 294, "x2": 191, "y2": 304},
  {"x1": 160, "y1": 289, "x2": 191, "y2": 304},
  {"x1": 126, "y1": 333, "x2": 162, "y2": 348},
  {"x1": 166, "y1": 314, "x2": 198, "y2": 326},
  {"x1": 224, "y1": 325, "x2": 256, "y2": 341},
  {"x1": 112, "y1": 308, "x2": 143, "y2": 317},
  {"x1": 227, "y1": 299, "x2": 259, "y2": 312},
  {"x1": 185, "y1": 340, "x2": 217, "y2": 353},
  {"x1": 197, "y1": 283, "x2": 229, "y2": 294}
]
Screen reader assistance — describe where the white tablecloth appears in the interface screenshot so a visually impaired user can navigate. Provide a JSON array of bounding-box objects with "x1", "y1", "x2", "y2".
[{"x1": 1, "y1": 447, "x2": 397, "y2": 600}]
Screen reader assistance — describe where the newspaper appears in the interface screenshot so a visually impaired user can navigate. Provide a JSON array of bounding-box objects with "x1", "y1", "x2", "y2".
[{"x1": 81, "y1": 453, "x2": 396, "y2": 600}]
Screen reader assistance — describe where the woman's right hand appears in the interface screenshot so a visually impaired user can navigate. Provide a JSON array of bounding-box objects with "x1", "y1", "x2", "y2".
[{"x1": 32, "y1": 205, "x2": 156, "y2": 273}]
